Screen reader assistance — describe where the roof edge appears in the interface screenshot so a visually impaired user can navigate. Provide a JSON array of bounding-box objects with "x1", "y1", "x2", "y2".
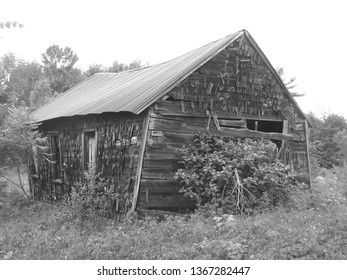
[
  {"x1": 131, "y1": 30, "x2": 245, "y2": 114},
  {"x1": 243, "y1": 30, "x2": 312, "y2": 127}
]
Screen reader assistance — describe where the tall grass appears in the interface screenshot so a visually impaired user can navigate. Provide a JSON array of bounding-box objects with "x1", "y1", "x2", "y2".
[{"x1": 1, "y1": 166, "x2": 347, "y2": 260}]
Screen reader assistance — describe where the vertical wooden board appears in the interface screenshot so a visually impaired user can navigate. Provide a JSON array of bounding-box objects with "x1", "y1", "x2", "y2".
[
  {"x1": 280, "y1": 120, "x2": 288, "y2": 163},
  {"x1": 131, "y1": 109, "x2": 150, "y2": 212},
  {"x1": 305, "y1": 120, "x2": 312, "y2": 188}
]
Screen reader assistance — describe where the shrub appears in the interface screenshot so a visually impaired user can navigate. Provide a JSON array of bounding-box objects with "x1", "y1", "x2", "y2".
[
  {"x1": 65, "y1": 163, "x2": 118, "y2": 221},
  {"x1": 174, "y1": 133, "x2": 301, "y2": 214}
]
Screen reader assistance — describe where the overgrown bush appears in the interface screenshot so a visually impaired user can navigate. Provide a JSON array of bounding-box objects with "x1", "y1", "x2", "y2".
[
  {"x1": 65, "y1": 163, "x2": 118, "y2": 221},
  {"x1": 0, "y1": 179, "x2": 8, "y2": 208},
  {"x1": 0, "y1": 106, "x2": 48, "y2": 200},
  {"x1": 2, "y1": 164, "x2": 347, "y2": 260},
  {"x1": 174, "y1": 133, "x2": 301, "y2": 214}
]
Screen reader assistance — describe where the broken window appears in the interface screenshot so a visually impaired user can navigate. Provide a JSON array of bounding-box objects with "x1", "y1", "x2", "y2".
[
  {"x1": 246, "y1": 119, "x2": 284, "y2": 150},
  {"x1": 83, "y1": 130, "x2": 97, "y2": 171},
  {"x1": 246, "y1": 119, "x2": 283, "y2": 133}
]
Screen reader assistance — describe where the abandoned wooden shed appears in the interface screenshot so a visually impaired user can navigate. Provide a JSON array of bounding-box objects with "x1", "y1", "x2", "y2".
[{"x1": 30, "y1": 29, "x2": 311, "y2": 218}]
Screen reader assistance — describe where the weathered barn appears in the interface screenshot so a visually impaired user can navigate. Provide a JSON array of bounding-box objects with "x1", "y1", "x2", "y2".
[{"x1": 30, "y1": 29, "x2": 311, "y2": 218}]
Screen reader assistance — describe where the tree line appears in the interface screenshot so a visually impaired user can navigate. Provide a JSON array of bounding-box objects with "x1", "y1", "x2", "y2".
[
  {"x1": 1, "y1": 45, "x2": 346, "y2": 172},
  {"x1": 0, "y1": 45, "x2": 144, "y2": 112}
]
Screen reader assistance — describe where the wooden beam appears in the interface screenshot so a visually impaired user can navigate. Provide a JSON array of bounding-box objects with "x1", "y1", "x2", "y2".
[
  {"x1": 280, "y1": 120, "x2": 288, "y2": 162},
  {"x1": 305, "y1": 120, "x2": 312, "y2": 189},
  {"x1": 137, "y1": 192, "x2": 196, "y2": 208},
  {"x1": 131, "y1": 109, "x2": 150, "y2": 212},
  {"x1": 150, "y1": 112, "x2": 245, "y2": 128},
  {"x1": 154, "y1": 100, "x2": 283, "y2": 121},
  {"x1": 149, "y1": 117, "x2": 301, "y2": 141},
  {"x1": 140, "y1": 179, "x2": 181, "y2": 193},
  {"x1": 218, "y1": 127, "x2": 300, "y2": 141}
]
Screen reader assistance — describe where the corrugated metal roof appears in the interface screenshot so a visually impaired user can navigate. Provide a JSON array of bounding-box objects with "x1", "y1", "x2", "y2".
[
  {"x1": 31, "y1": 29, "x2": 309, "y2": 124},
  {"x1": 31, "y1": 30, "x2": 243, "y2": 122}
]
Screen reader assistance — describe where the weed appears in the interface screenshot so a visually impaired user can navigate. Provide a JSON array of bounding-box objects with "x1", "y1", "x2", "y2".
[{"x1": 1, "y1": 166, "x2": 347, "y2": 260}]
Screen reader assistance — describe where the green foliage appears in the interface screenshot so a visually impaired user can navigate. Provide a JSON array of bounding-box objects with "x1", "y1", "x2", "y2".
[
  {"x1": 85, "y1": 63, "x2": 107, "y2": 77},
  {"x1": 308, "y1": 112, "x2": 347, "y2": 169},
  {"x1": 65, "y1": 163, "x2": 118, "y2": 221},
  {"x1": 174, "y1": 133, "x2": 299, "y2": 214},
  {"x1": 333, "y1": 129, "x2": 347, "y2": 164},
  {"x1": 0, "y1": 106, "x2": 47, "y2": 199},
  {"x1": 276, "y1": 67, "x2": 304, "y2": 97},
  {"x1": 1, "y1": 166, "x2": 347, "y2": 260},
  {"x1": 0, "y1": 53, "x2": 43, "y2": 106},
  {"x1": 1, "y1": 50, "x2": 145, "y2": 110},
  {"x1": 41, "y1": 45, "x2": 84, "y2": 94},
  {"x1": 29, "y1": 78, "x2": 53, "y2": 110},
  {"x1": 85, "y1": 60, "x2": 146, "y2": 77}
]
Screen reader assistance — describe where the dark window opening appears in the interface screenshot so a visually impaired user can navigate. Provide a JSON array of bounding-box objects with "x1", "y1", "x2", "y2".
[
  {"x1": 247, "y1": 120, "x2": 283, "y2": 149},
  {"x1": 246, "y1": 119, "x2": 283, "y2": 133},
  {"x1": 84, "y1": 131, "x2": 96, "y2": 171},
  {"x1": 165, "y1": 95, "x2": 175, "y2": 101},
  {"x1": 50, "y1": 135, "x2": 61, "y2": 179}
]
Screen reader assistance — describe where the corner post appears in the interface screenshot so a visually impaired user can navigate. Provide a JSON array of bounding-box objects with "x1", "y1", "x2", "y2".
[{"x1": 131, "y1": 108, "x2": 151, "y2": 212}]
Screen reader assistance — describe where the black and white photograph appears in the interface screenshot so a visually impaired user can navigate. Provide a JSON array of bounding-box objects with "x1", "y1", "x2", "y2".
[{"x1": 1, "y1": 0, "x2": 346, "y2": 279}]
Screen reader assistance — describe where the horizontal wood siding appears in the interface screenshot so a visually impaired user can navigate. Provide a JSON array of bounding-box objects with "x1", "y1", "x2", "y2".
[{"x1": 139, "y1": 33, "x2": 311, "y2": 210}]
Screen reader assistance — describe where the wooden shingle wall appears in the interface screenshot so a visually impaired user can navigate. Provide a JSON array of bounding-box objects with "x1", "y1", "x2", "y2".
[
  {"x1": 31, "y1": 112, "x2": 144, "y2": 218},
  {"x1": 138, "y1": 34, "x2": 310, "y2": 210}
]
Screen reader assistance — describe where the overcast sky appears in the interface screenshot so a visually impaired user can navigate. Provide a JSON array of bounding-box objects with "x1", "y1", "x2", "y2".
[{"x1": 1, "y1": 0, "x2": 346, "y2": 118}]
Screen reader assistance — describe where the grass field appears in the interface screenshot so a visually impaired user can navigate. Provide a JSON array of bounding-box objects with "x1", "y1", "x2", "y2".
[
  {"x1": 1, "y1": 166, "x2": 347, "y2": 260},
  {"x1": 0, "y1": 169, "x2": 30, "y2": 193}
]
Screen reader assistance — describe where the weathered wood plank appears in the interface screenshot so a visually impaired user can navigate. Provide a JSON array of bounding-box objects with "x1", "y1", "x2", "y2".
[
  {"x1": 154, "y1": 101, "x2": 283, "y2": 121},
  {"x1": 288, "y1": 142, "x2": 307, "y2": 152},
  {"x1": 149, "y1": 117, "x2": 301, "y2": 141},
  {"x1": 140, "y1": 179, "x2": 181, "y2": 193},
  {"x1": 145, "y1": 146, "x2": 180, "y2": 160},
  {"x1": 148, "y1": 130, "x2": 195, "y2": 146},
  {"x1": 137, "y1": 193, "x2": 196, "y2": 208},
  {"x1": 146, "y1": 141, "x2": 185, "y2": 150},
  {"x1": 280, "y1": 120, "x2": 288, "y2": 162},
  {"x1": 142, "y1": 167, "x2": 176, "y2": 180},
  {"x1": 131, "y1": 109, "x2": 150, "y2": 212},
  {"x1": 150, "y1": 112, "x2": 245, "y2": 128},
  {"x1": 305, "y1": 120, "x2": 312, "y2": 188},
  {"x1": 218, "y1": 119, "x2": 246, "y2": 128},
  {"x1": 143, "y1": 158, "x2": 181, "y2": 169}
]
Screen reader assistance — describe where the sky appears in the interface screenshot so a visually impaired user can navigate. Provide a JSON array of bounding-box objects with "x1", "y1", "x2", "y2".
[{"x1": 1, "y1": 0, "x2": 346, "y2": 118}]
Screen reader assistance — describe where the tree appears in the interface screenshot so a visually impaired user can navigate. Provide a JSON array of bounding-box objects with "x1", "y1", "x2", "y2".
[
  {"x1": 107, "y1": 60, "x2": 144, "y2": 73},
  {"x1": 307, "y1": 112, "x2": 347, "y2": 169},
  {"x1": 41, "y1": 45, "x2": 84, "y2": 93},
  {"x1": 29, "y1": 78, "x2": 53, "y2": 110},
  {"x1": 85, "y1": 64, "x2": 106, "y2": 77},
  {"x1": 7, "y1": 61, "x2": 43, "y2": 106},
  {"x1": 0, "y1": 106, "x2": 47, "y2": 199},
  {"x1": 85, "y1": 60, "x2": 145, "y2": 77},
  {"x1": 0, "y1": 53, "x2": 17, "y2": 103},
  {"x1": 0, "y1": 53, "x2": 43, "y2": 106},
  {"x1": 276, "y1": 67, "x2": 304, "y2": 97},
  {"x1": 334, "y1": 129, "x2": 347, "y2": 164}
]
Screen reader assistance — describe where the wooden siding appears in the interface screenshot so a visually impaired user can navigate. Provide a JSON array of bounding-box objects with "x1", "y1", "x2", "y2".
[
  {"x1": 137, "y1": 34, "x2": 310, "y2": 210},
  {"x1": 30, "y1": 112, "x2": 145, "y2": 219}
]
